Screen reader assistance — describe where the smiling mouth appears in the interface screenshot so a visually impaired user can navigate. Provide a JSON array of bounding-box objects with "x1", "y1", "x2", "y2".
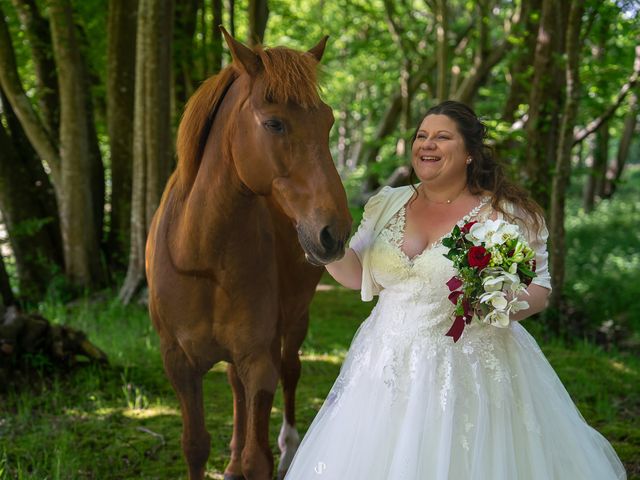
[{"x1": 420, "y1": 155, "x2": 442, "y2": 163}]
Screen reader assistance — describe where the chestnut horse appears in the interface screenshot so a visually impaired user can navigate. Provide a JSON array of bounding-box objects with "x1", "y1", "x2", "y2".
[{"x1": 145, "y1": 29, "x2": 351, "y2": 480}]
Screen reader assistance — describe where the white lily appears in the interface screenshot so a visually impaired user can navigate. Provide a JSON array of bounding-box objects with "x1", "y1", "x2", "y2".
[
  {"x1": 508, "y1": 299, "x2": 530, "y2": 313},
  {"x1": 467, "y1": 219, "x2": 500, "y2": 246},
  {"x1": 483, "y1": 276, "x2": 505, "y2": 292},
  {"x1": 483, "y1": 310, "x2": 510, "y2": 327},
  {"x1": 479, "y1": 291, "x2": 508, "y2": 310}
]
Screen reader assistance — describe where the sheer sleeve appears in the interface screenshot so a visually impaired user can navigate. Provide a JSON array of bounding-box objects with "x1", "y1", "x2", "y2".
[{"x1": 348, "y1": 186, "x2": 392, "y2": 263}]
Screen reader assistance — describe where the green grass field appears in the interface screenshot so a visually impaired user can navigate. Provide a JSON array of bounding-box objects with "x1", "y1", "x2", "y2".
[{"x1": 2, "y1": 168, "x2": 639, "y2": 479}]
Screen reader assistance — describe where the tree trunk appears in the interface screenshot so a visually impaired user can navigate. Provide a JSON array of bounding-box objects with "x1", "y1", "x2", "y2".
[
  {"x1": 549, "y1": 0, "x2": 585, "y2": 317},
  {"x1": 0, "y1": 5, "x2": 61, "y2": 186},
  {"x1": 0, "y1": 249, "x2": 16, "y2": 309},
  {"x1": 0, "y1": 95, "x2": 64, "y2": 301},
  {"x1": 453, "y1": 0, "x2": 513, "y2": 106},
  {"x1": 107, "y1": 0, "x2": 138, "y2": 269},
  {"x1": 604, "y1": 91, "x2": 638, "y2": 198},
  {"x1": 174, "y1": 0, "x2": 199, "y2": 108},
  {"x1": 248, "y1": 0, "x2": 269, "y2": 46},
  {"x1": 581, "y1": 21, "x2": 607, "y2": 213},
  {"x1": 49, "y1": 0, "x2": 106, "y2": 287},
  {"x1": 120, "y1": 0, "x2": 175, "y2": 303},
  {"x1": 582, "y1": 121, "x2": 609, "y2": 212},
  {"x1": 434, "y1": 0, "x2": 449, "y2": 102},
  {"x1": 229, "y1": 0, "x2": 235, "y2": 38},
  {"x1": 503, "y1": 0, "x2": 541, "y2": 122},
  {"x1": 524, "y1": 0, "x2": 567, "y2": 211},
  {"x1": 382, "y1": 0, "x2": 412, "y2": 160},
  {"x1": 212, "y1": 0, "x2": 223, "y2": 73},
  {"x1": 77, "y1": 24, "x2": 107, "y2": 249},
  {"x1": 453, "y1": 38, "x2": 511, "y2": 105},
  {"x1": 10, "y1": 0, "x2": 60, "y2": 141},
  {"x1": 0, "y1": 90, "x2": 60, "y2": 248}
]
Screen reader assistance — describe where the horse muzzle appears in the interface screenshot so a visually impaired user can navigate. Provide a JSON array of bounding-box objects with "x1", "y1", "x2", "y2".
[{"x1": 297, "y1": 223, "x2": 348, "y2": 266}]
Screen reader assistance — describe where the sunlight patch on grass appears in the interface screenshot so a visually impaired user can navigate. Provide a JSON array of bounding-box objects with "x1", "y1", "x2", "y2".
[
  {"x1": 123, "y1": 405, "x2": 180, "y2": 419},
  {"x1": 300, "y1": 352, "x2": 344, "y2": 364},
  {"x1": 608, "y1": 359, "x2": 636, "y2": 374},
  {"x1": 94, "y1": 407, "x2": 119, "y2": 416}
]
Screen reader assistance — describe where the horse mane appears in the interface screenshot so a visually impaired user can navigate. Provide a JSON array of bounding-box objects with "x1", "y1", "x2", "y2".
[{"x1": 174, "y1": 45, "x2": 321, "y2": 198}]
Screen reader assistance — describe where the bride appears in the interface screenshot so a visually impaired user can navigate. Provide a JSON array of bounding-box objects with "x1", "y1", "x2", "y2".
[{"x1": 283, "y1": 101, "x2": 626, "y2": 479}]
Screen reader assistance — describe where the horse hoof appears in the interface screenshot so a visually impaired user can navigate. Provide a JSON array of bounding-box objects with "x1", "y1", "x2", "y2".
[{"x1": 223, "y1": 474, "x2": 246, "y2": 480}]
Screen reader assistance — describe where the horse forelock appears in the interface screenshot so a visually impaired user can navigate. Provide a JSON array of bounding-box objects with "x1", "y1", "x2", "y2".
[{"x1": 255, "y1": 46, "x2": 322, "y2": 109}]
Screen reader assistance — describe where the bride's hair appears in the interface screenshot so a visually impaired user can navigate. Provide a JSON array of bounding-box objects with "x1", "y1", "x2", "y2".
[{"x1": 410, "y1": 100, "x2": 545, "y2": 235}]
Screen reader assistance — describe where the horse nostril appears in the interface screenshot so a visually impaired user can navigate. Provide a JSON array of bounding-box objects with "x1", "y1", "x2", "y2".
[{"x1": 320, "y1": 226, "x2": 337, "y2": 252}]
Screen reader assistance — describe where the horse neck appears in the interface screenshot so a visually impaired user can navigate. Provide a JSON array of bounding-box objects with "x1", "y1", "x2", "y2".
[{"x1": 169, "y1": 85, "x2": 263, "y2": 267}]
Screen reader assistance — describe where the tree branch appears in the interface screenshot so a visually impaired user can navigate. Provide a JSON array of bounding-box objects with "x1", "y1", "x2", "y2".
[
  {"x1": 0, "y1": 5, "x2": 61, "y2": 185},
  {"x1": 573, "y1": 44, "x2": 640, "y2": 145}
]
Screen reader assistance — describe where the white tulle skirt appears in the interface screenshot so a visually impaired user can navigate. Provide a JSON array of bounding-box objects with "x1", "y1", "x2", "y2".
[{"x1": 284, "y1": 312, "x2": 627, "y2": 480}]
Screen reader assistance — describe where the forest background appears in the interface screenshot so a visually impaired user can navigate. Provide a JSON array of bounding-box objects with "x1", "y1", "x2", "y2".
[{"x1": 0, "y1": 0, "x2": 639, "y2": 478}]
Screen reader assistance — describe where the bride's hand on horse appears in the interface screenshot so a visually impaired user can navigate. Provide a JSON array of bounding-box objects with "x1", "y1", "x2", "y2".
[{"x1": 325, "y1": 248, "x2": 363, "y2": 290}]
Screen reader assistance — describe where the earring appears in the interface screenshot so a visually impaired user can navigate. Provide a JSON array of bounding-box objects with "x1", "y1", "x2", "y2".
[{"x1": 466, "y1": 156, "x2": 472, "y2": 164}]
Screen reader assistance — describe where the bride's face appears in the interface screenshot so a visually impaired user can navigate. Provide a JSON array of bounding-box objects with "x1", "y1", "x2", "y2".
[{"x1": 411, "y1": 114, "x2": 470, "y2": 186}]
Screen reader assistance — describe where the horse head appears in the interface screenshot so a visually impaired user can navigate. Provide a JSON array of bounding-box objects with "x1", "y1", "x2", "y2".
[{"x1": 220, "y1": 28, "x2": 352, "y2": 265}]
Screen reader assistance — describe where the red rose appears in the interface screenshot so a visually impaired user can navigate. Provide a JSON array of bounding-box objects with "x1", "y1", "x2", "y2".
[
  {"x1": 448, "y1": 290, "x2": 463, "y2": 305},
  {"x1": 461, "y1": 221, "x2": 477, "y2": 234},
  {"x1": 446, "y1": 276, "x2": 463, "y2": 291},
  {"x1": 468, "y1": 246, "x2": 491, "y2": 269},
  {"x1": 531, "y1": 259, "x2": 537, "y2": 272}
]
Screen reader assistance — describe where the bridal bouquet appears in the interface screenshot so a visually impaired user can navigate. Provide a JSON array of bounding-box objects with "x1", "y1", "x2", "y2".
[{"x1": 441, "y1": 218, "x2": 537, "y2": 342}]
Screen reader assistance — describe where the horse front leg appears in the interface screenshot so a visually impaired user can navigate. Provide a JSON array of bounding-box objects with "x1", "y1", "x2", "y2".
[
  {"x1": 235, "y1": 347, "x2": 280, "y2": 480},
  {"x1": 276, "y1": 314, "x2": 308, "y2": 480},
  {"x1": 162, "y1": 343, "x2": 211, "y2": 480},
  {"x1": 225, "y1": 363, "x2": 247, "y2": 480}
]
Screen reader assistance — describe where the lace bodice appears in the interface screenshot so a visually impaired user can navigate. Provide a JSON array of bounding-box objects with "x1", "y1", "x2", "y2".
[{"x1": 373, "y1": 195, "x2": 491, "y2": 299}]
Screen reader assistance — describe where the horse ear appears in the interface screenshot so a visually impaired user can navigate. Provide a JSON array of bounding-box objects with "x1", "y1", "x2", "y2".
[
  {"x1": 307, "y1": 35, "x2": 329, "y2": 62},
  {"x1": 219, "y1": 26, "x2": 261, "y2": 76}
]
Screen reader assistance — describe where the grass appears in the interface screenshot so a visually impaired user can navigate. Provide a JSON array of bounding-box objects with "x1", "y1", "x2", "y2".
[
  {"x1": 1, "y1": 285, "x2": 638, "y2": 479},
  {"x1": 2, "y1": 168, "x2": 639, "y2": 479}
]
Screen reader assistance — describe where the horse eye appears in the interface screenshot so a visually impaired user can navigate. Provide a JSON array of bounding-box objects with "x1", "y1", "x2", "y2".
[{"x1": 264, "y1": 119, "x2": 285, "y2": 134}]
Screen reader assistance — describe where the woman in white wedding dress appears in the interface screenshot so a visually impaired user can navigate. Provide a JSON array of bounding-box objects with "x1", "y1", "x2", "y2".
[{"x1": 283, "y1": 101, "x2": 626, "y2": 480}]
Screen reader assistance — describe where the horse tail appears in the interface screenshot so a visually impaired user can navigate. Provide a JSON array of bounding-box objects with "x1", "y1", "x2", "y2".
[{"x1": 175, "y1": 66, "x2": 238, "y2": 197}]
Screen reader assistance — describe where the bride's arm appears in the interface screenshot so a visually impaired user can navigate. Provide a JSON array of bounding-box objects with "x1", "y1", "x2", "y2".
[
  {"x1": 510, "y1": 285, "x2": 551, "y2": 322},
  {"x1": 325, "y1": 248, "x2": 362, "y2": 290}
]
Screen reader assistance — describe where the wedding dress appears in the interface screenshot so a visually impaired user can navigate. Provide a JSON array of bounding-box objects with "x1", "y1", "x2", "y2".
[{"x1": 284, "y1": 187, "x2": 627, "y2": 480}]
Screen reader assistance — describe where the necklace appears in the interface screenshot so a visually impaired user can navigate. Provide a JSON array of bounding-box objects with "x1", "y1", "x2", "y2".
[{"x1": 421, "y1": 185, "x2": 468, "y2": 205}]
